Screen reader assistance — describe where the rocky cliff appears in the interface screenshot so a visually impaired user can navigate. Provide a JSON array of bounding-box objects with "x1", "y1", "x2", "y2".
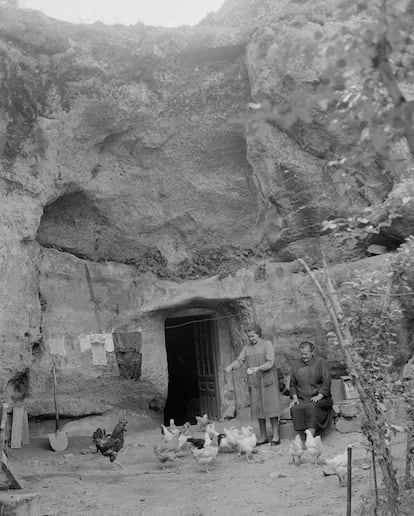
[{"x1": 0, "y1": 1, "x2": 408, "y2": 422}]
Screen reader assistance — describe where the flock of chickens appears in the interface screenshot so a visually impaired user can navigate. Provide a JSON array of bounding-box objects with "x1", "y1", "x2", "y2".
[
  {"x1": 154, "y1": 414, "x2": 258, "y2": 472},
  {"x1": 289, "y1": 431, "x2": 351, "y2": 486},
  {"x1": 91, "y1": 415, "x2": 351, "y2": 485}
]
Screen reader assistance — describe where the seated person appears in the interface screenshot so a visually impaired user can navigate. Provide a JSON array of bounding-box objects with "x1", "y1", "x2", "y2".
[{"x1": 289, "y1": 341, "x2": 333, "y2": 438}]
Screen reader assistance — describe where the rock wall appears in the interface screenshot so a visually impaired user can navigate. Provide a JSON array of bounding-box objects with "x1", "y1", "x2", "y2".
[{"x1": 0, "y1": 1, "x2": 410, "y2": 421}]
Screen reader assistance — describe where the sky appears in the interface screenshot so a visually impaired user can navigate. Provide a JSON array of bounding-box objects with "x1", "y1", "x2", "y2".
[{"x1": 18, "y1": 0, "x2": 225, "y2": 27}]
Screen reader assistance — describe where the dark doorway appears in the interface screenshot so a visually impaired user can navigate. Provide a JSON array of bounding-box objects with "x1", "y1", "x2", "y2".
[{"x1": 164, "y1": 314, "x2": 220, "y2": 425}]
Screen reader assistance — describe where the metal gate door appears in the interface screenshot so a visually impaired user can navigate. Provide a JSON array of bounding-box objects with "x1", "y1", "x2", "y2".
[{"x1": 193, "y1": 318, "x2": 220, "y2": 420}]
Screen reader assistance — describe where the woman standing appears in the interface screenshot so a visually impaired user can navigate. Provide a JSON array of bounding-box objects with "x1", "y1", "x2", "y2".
[{"x1": 225, "y1": 324, "x2": 282, "y2": 445}]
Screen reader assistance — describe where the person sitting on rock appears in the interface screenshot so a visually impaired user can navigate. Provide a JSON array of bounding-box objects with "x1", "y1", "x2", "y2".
[{"x1": 289, "y1": 341, "x2": 333, "y2": 439}]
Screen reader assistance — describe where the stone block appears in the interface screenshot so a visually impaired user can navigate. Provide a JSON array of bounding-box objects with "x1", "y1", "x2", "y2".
[
  {"x1": 331, "y1": 379, "x2": 345, "y2": 403},
  {"x1": 335, "y1": 415, "x2": 362, "y2": 434},
  {"x1": 339, "y1": 402, "x2": 360, "y2": 419},
  {"x1": 0, "y1": 493, "x2": 41, "y2": 516}
]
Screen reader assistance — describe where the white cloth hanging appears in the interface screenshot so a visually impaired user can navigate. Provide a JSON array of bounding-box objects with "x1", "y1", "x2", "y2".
[
  {"x1": 91, "y1": 342, "x2": 107, "y2": 365},
  {"x1": 103, "y1": 333, "x2": 114, "y2": 352},
  {"x1": 79, "y1": 334, "x2": 92, "y2": 352}
]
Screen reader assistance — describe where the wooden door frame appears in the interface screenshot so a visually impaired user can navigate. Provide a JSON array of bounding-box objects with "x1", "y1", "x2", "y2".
[
  {"x1": 193, "y1": 314, "x2": 221, "y2": 420},
  {"x1": 164, "y1": 308, "x2": 221, "y2": 420}
]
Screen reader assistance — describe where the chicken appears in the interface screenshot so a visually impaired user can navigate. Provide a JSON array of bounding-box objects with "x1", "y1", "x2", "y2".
[
  {"x1": 153, "y1": 432, "x2": 180, "y2": 469},
  {"x1": 229, "y1": 427, "x2": 244, "y2": 441},
  {"x1": 161, "y1": 424, "x2": 179, "y2": 442},
  {"x1": 177, "y1": 424, "x2": 192, "y2": 453},
  {"x1": 187, "y1": 423, "x2": 222, "y2": 450},
  {"x1": 305, "y1": 429, "x2": 323, "y2": 465},
  {"x1": 324, "y1": 446, "x2": 353, "y2": 486},
  {"x1": 153, "y1": 448, "x2": 179, "y2": 469},
  {"x1": 161, "y1": 421, "x2": 191, "y2": 444},
  {"x1": 92, "y1": 419, "x2": 127, "y2": 469},
  {"x1": 324, "y1": 448, "x2": 349, "y2": 468},
  {"x1": 196, "y1": 414, "x2": 209, "y2": 431},
  {"x1": 289, "y1": 435, "x2": 304, "y2": 465},
  {"x1": 190, "y1": 433, "x2": 219, "y2": 472},
  {"x1": 218, "y1": 427, "x2": 239, "y2": 451},
  {"x1": 236, "y1": 426, "x2": 257, "y2": 463},
  {"x1": 334, "y1": 465, "x2": 348, "y2": 487},
  {"x1": 240, "y1": 425, "x2": 252, "y2": 437}
]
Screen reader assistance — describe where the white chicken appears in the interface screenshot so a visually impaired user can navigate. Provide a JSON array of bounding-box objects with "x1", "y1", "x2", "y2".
[
  {"x1": 190, "y1": 433, "x2": 219, "y2": 472},
  {"x1": 289, "y1": 434, "x2": 304, "y2": 465},
  {"x1": 229, "y1": 427, "x2": 243, "y2": 441},
  {"x1": 240, "y1": 426, "x2": 252, "y2": 437},
  {"x1": 305, "y1": 429, "x2": 323, "y2": 465},
  {"x1": 160, "y1": 424, "x2": 178, "y2": 443},
  {"x1": 153, "y1": 432, "x2": 180, "y2": 469},
  {"x1": 196, "y1": 414, "x2": 209, "y2": 431},
  {"x1": 324, "y1": 446, "x2": 353, "y2": 486},
  {"x1": 236, "y1": 426, "x2": 257, "y2": 463},
  {"x1": 219, "y1": 427, "x2": 239, "y2": 451}
]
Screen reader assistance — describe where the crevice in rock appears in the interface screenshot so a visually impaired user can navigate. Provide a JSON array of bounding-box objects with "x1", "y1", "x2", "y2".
[
  {"x1": 178, "y1": 43, "x2": 247, "y2": 65},
  {"x1": 84, "y1": 263, "x2": 103, "y2": 329},
  {"x1": 368, "y1": 231, "x2": 404, "y2": 252}
]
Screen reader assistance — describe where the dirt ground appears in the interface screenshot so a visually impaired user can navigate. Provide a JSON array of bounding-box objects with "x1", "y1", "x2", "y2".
[{"x1": 5, "y1": 419, "x2": 408, "y2": 516}]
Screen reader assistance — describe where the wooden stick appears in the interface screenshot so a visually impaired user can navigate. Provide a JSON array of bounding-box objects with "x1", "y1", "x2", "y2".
[
  {"x1": 405, "y1": 426, "x2": 413, "y2": 487},
  {"x1": 372, "y1": 445, "x2": 379, "y2": 514},
  {"x1": 0, "y1": 402, "x2": 8, "y2": 457},
  {"x1": 231, "y1": 370, "x2": 238, "y2": 418},
  {"x1": 1, "y1": 403, "x2": 23, "y2": 489},
  {"x1": 347, "y1": 445, "x2": 352, "y2": 516},
  {"x1": 52, "y1": 365, "x2": 60, "y2": 432}
]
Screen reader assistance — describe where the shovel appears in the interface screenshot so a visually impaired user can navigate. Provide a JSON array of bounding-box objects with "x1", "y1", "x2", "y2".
[{"x1": 48, "y1": 365, "x2": 68, "y2": 452}]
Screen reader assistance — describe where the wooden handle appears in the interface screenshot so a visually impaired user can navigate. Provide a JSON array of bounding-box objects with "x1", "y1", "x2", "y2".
[
  {"x1": 52, "y1": 366, "x2": 59, "y2": 432},
  {"x1": 231, "y1": 370, "x2": 238, "y2": 415},
  {"x1": 0, "y1": 402, "x2": 9, "y2": 457}
]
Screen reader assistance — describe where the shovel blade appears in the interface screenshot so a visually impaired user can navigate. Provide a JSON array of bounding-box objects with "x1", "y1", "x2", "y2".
[{"x1": 48, "y1": 430, "x2": 68, "y2": 452}]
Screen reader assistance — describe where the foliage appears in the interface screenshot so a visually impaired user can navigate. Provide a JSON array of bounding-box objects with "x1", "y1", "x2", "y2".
[
  {"x1": 391, "y1": 235, "x2": 414, "y2": 288},
  {"x1": 250, "y1": 0, "x2": 414, "y2": 247},
  {"x1": 340, "y1": 269, "x2": 405, "y2": 398},
  {"x1": 390, "y1": 236, "x2": 414, "y2": 313}
]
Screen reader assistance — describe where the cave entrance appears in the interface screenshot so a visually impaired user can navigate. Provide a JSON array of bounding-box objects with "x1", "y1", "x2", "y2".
[{"x1": 164, "y1": 313, "x2": 220, "y2": 426}]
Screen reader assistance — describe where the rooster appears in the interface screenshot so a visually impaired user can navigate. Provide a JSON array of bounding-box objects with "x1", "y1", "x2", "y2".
[
  {"x1": 92, "y1": 419, "x2": 127, "y2": 469},
  {"x1": 305, "y1": 429, "x2": 323, "y2": 465},
  {"x1": 289, "y1": 434, "x2": 304, "y2": 465}
]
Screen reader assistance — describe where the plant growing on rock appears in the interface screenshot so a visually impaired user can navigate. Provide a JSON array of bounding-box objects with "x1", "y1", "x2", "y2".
[{"x1": 250, "y1": 0, "x2": 414, "y2": 250}]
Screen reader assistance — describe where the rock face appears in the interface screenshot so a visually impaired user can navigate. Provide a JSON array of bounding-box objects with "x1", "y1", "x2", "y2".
[{"x1": 0, "y1": 1, "x2": 408, "y2": 422}]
